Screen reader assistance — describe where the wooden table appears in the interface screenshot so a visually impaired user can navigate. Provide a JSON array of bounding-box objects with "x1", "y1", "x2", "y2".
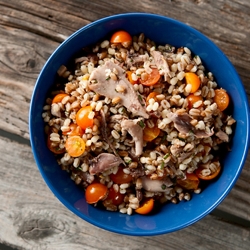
[{"x1": 0, "y1": 1, "x2": 249, "y2": 249}]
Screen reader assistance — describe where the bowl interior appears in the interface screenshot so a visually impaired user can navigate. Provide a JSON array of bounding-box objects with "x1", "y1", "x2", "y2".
[{"x1": 29, "y1": 13, "x2": 250, "y2": 236}]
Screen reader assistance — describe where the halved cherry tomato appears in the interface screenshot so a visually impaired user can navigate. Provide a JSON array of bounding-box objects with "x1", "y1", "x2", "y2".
[
  {"x1": 107, "y1": 186, "x2": 125, "y2": 206},
  {"x1": 186, "y1": 94, "x2": 203, "y2": 109},
  {"x1": 110, "y1": 167, "x2": 133, "y2": 184},
  {"x1": 195, "y1": 165, "x2": 221, "y2": 180},
  {"x1": 52, "y1": 93, "x2": 69, "y2": 104},
  {"x1": 135, "y1": 198, "x2": 154, "y2": 215},
  {"x1": 185, "y1": 72, "x2": 201, "y2": 93},
  {"x1": 85, "y1": 183, "x2": 108, "y2": 204},
  {"x1": 47, "y1": 136, "x2": 65, "y2": 154},
  {"x1": 146, "y1": 91, "x2": 160, "y2": 105},
  {"x1": 143, "y1": 124, "x2": 160, "y2": 142},
  {"x1": 214, "y1": 89, "x2": 230, "y2": 111},
  {"x1": 62, "y1": 123, "x2": 83, "y2": 137},
  {"x1": 176, "y1": 173, "x2": 200, "y2": 190},
  {"x1": 65, "y1": 135, "x2": 85, "y2": 157},
  {"x1": 110, "y1": 30, "x2": 132, "y2": 44},
  {"x1": 140, "y1": 68, "x2": 161, "y2": 86},
  {"x1": 76, "y1": 106, "x2": 94, "y2": 130},
  {"x1": 126, "y1": 71, "x2": 138, "y2": 84}
]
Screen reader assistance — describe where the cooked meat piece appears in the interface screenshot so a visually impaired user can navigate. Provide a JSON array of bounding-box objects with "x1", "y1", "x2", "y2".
[
  {"x1": 151, "y1": 50, "x2": 170, "y2": 81},
  {"x1": 167, "y1": 112, "x2": 214, "y2": 138},
  {"x1": 120, "y1": 119, "x2": 144, "y2": 156},
  {"x1": 215, "y1": 130, "x2": 229, "y2": 142},
  {"x1": 89, "y1": 61, "x2": 149, "y2": 119},
  {"x1": 89, "y1": 153, "x2": 123, "y2": 175},
  {"x1": 126, "y1": 53, "x2": 149, "y2": 68},
  {"x1": 141, "y1": 176, "x2": 173, "y2": 192},
  {"x1": 170, "y1": 144, "x2": 183, "y2": 156},
  {"x1": 177, "y1": 152, "x2": 193, "y2": 164}
]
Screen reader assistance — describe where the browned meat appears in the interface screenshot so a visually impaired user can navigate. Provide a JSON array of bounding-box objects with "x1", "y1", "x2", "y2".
[
  {"x1": 120, "y1": 119, "x2": 144, "y2": 156},
  {"x1": 215, "y1": 130, "x2": 229, "y2": 142},
  {"x1": 141, "y1": 176, "x2": 173, "y2": 192},
  {"x1": 126, "y1": 53, "x2": 149, "y2": 68},
  {"x1": 151, "y1": 50, "x2": 170, "y2": 81},
  {"x1": 89, "y1": 153, "x2": 123, "y2": 175},
  {"x1": 167, "y1": 112, "x2": 214, "y2": 138},
  {"x1": 89, "y1": 61, "x2": 149, "y2": 119}
]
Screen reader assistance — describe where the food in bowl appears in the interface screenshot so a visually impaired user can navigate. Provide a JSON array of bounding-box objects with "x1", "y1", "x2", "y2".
[{"x1": 42, "y1": 30, "x2": 235, "y2": 215}]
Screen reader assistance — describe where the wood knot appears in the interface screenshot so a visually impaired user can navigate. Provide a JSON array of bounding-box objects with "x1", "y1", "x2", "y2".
[{"x1": 26, "y1": 59, "x2": 36, "y2": 69}]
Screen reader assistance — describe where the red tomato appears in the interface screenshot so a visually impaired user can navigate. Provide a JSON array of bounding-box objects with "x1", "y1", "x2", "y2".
[
  {"x1": 126, "y1": 71, "x2": 138, "y2": 84},
  {"x1": 65, "y1": 135, "x2": 85, "y2": 157},
  {"x1": 135, "y1": 198, "x2": 154, "y2": 215},
  {"x1": 47, "y1": 136, "x2": 65, "y2": 154},
  {"x1": 176, "y1": 173, "x2": 200, "y2": 190},
  {"x1": 185, "y1": 72, "x2": 201, "y2": 93},
  {"x1": 143, "y1": 124, "x2": 160, "y2": 142},
  {"x1": 107, "y1": 186, "x2": 125, "y2": 206},
  {"x1": 186, "y1": 94, "x2": 203, "y2": 109},
  {"x1": 52, "y1": 93, "x2": 69, "y2": 103},
  {"x1": 76, "y1": 106, "x2": 94, "y2": 130},
  {"x1": 195, "y1": 165, "x2": 221, "y2": 180},
  {"x1": 110, "y1": 30, "x2": 132, "y2": 44},
  {"x1": 140, "y1": 68, "x2": 161, "y2": 86},
  {"x1": 85, "y1": 183, "x2": 108, "y2": 204},
  {"x1": 146, "y1": 91, "x2": 160, "y2": 105},
  {"x1": 62, "y1": 123, "x2": 83, "y2": 137},
  {"x1": 110, "y1": 167, "x2": 133, "y2": 184},
  {"x1": 214, "y1": 89, "x2": 230, "y2": 111}
]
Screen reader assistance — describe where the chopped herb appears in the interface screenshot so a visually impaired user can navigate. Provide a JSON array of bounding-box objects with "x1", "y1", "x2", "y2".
[
  {"x1": 161, "y1": 134, "x2": 167, "y2": 142},
  {"x1": 161, "y1": 184, "x2": 166, "y2": 190},
  {"x1": 138, "y1": 95, "x2": 145, "y2": 106},
  {"x1": 106, "y1": 76, "x2": 110, "y2": 80},
  {"x1": 160, "y1": 161, "x2": 165, "y2": 169},
  {"x1": 138, "y1": 120, "x2": 145, "y2": 129},
  {"x1": 77, "y1": 167, "x2": 82, "y2": 171},
  {"x1": 178, "y1": 137, "x2": 186, "y2": 142},
  {"x1": 136, "y1": 74, "x2": 141, "y2": 77},
  {"x1": 126, "y1": 160, "x2": 132, "y2": 164},
  {"x1": 163, "y1": 153, "x2": 170, "y2": 159}
]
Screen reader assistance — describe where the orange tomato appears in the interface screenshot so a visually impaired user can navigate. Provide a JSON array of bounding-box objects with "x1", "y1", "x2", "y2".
[
  {"x1": 126, "y1": 71, "x2": 138, "y2": 84},
  {"x1": 195, "y1": 165, "x2": 221, "y2": 180},
  {"x1": 176, "y1": 173, "x2": 200, "y2": 190},
  {"x1": 85, "y1": 183, "x2": 108, "y2": 204},
  {"x1": 76, "y1": 106, "x2": 94, "y2": 130},
  {"x1": 146, "y1": 91, "x2": 160, "y2": 105},
  {"x1": 186, "y1": 94, "x2": 203, "y2": 109},
  {"x1": 135, "y1": 198, "x2": 154, "y2": 215},
  {"x1": 52, "y1": 93, "x2": 69, "y2": 104},
  {"x1": 107, "y1": 186, "x2": 125, "y2": 206},
  {"x1": 110, "y1": 167, "x2": 133, "y2": 184},
  {"x1": 185, "y1": 72, "x2": 201, "y2": 93},
  {"x1": 62, "y1": 123, "x2": 84, "y2": 137},
  {"x1": 143, "y1": 124, "x2": 160, "y2": 142},
  {"x1": 65, "y1": 135, "x2": 85, "y2": 157},
  {"x1": 47, "y1": 136, "x2": 65, "y2": 154},
  {"x1": 110, "y1": 30, "x2": 132, "y2": 44},
  {"x1": 214, "y1": 89, "x2": 230, "y2": 111},
  {"x1": 140, "y1": 68, "x2": 161, "y2": 86}
]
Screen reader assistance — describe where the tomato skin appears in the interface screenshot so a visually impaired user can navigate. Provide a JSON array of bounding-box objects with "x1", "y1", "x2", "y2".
[
  {"x1": 110, "y1": 30, "x2": 132, "y2": 44},
  {"x1": 76, "y1": 106, "x2": 94, "y2": 130},
  {"x1": 126, "y1": 71, "x2": 138, "y2": 84},
  {"x1": 185, "y1": 72, "x2": 201, "y2": 93},
  {"x1": 110, "y1": 167, "x2": 133, "y2": 184},
  {"x1": 135, "y1": 198, "x2": 154, "y2": 215},
  {"x1": 140, "y1": 68, "x2": 161, "y2": 86},
  {"x1": 176, "y1": 173, "x2": 200, "y2": 190},
  {"x1": 52, "y1": 93, "x2": 69, "y2": 104},
  {"x1": 47, "y1": 136, "x2": 65, "y2": 154},
  {"x1": 62, "y1": 123, "x2": 83, "y2": 137},
  {"x1": 186, "y1": 94, "x2": 203, "y2": 109},
  {"x1": 214, "y1": 89, "x2": 230, "y2": 111},
  {"x1": 85, "y1": 183, "x2": 108, "y2": 204},
  {"x1": 195, "y1": 165, "x2": 221, "y2": 180},
  {"x1": 143, "y1": 124, "x2": 160, "y2": 142},
  {"x1": 107, "y1": 186, "x2": 125, "y2": 206},
  {"x1": 65, "y1": 135, "x2": 85, "y2": 157}
]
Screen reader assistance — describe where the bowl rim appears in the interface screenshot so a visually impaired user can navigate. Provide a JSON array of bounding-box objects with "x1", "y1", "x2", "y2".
[{"x1": 29, "y1": 12, "x2": 250, "y2": 236}]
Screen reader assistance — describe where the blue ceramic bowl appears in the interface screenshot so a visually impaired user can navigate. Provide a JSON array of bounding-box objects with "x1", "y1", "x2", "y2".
[{"x1": 29, "y1": 13, "x2": 250, "y2": 236}]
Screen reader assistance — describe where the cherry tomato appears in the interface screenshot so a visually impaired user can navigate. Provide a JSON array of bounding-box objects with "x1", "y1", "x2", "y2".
[
  {"x1": 62, "y1": 123, "x2": 83, "y2": 137},
  {"x1": 126, "y1": 71, "x2": 138, "y2": 84},
  {"x1": 195, "y1": 165, "x2": 221, "y2": 180},
  {"x1": 140, "y1": 68, "x2": 161, "y2": 86},
  {"x1": 76, "y1": 106, "x2": 94, "y2": 130},
  {"x1": 176, "y1": 173, "x2": 200, "y2": 190},
  {"x1": 65, "y1": 135, "x2": 85, "y2": 157},
  {"x1": 143, "y1": 124, "x2": 160, "y2": 142},
  {"x1": 185, "y1": 72, "x2": 201, "y2": 93},
  {"x1": 214, "y1": 89, "x2": 230, "y2": 111},
  {"x1": 107, "y1": 186, "x2": 125, "y2": 206},
  {"x1": 110, "y1": 30, "x2": 132, "y2": 44},
  {"x1": 85, "y1": 183, "x2": 108, "y2": 204},
  {"x1": 135, "y1": 198, "x2": 154, "y2": 215},
  {"x1": 186, "y1": 94, "x2": 203, "y2": 109},
  {"x1": 52, "y1": 93, "x2": 69, "y2": 104},
  {"x1": 146, "y1": 91, "x2": 160, "y2": 105},
  {"x1": 110, "y1": 167, "x2": 133, "y2": 184},
  {"x1": 47, "y1": 136, "x2": 65, "y2": 154}
]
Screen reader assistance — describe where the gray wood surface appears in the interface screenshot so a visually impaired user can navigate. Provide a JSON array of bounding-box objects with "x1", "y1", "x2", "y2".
[{"x1": 0, "y1": 0, "x2": 249, "y2": 249}]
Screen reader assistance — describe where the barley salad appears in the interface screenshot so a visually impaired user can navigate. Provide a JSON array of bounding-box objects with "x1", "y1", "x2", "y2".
[{"x1": 42, "y1": 31, "x2": 235, "y2": 215}]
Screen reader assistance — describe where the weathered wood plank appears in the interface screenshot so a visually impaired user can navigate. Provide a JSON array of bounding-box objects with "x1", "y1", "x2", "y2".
[{"x1": 0, "y1": 136, "x2": 249, "y2": 250}]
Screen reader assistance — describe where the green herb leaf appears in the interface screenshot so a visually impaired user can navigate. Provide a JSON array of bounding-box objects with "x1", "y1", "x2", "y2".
[
  {"x1": 163, "y1": 153, "x2": 170, "y2": 160},
  {"x1": 161, "y1": 184, "x2": 166, "y2": 190},
  {"x1": 160, "y1": 161, "x2": 165, "y2": 169},
  {"x1": 138, "y1": 120, "x2": 145, "y2": 129}
]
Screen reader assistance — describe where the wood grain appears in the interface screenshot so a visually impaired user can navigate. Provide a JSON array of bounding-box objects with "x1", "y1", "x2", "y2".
[{"x1": 0, "y1": 136, "x2": 249, "y2": 250}]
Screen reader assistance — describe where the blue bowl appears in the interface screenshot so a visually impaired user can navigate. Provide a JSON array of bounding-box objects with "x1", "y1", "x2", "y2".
[{"x1": 29, "y1": 13, "x2": 250, "y2": 236}]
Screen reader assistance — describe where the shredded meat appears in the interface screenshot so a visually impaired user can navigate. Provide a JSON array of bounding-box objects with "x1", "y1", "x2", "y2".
[
  {"x1": 89, "y1": 61, "x2": 149, "y2": 118},
  {"x1": 141, "y1": 176, "x2": 173, "y2": 192},
  {"x1": 216, "y1": 130, "x2": 229, "y2": 142},
  {"x1": 89, "y1": 153, "x2": 123, "y2": 175}
]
